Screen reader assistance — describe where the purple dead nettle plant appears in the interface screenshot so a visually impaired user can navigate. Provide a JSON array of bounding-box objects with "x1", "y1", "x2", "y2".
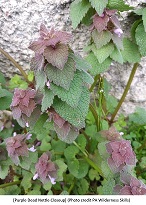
[
  {"x1": 29, "y1": 23, "x2": 72, "y2": 71},
  {"x1": 91, "y1": 9, "x2": 123, "y2": 49},
  {"x1": 106, "y1": 139, "x2": 136, "y2": 173},
  {"x1": 5, "y1": 134, "x2": 29, "y2": 165},
  {"x1": 33, "y1": 152, "x2": 58, "y2": 185},
  {"x1": 10, "y1": 88, "x2": 38, "y2": 127},
  {"x1": 114, "y1": 169, "x2": 146, "y2": 195}
]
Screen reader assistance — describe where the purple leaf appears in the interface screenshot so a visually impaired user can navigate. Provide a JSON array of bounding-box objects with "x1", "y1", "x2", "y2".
[
  {"x1": 44, "y1": 44, "x2": 69, "y2": 69},
  {"x1": 93, "y1": 13, "x2": 109, "y2": 32}
]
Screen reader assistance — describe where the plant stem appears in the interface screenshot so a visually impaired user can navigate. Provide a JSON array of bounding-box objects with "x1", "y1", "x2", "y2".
[
  {"x1": 89, "y1": 74, "x2": 100, "y2": 92},
  {"x1": 0, "y1": 47, "x2": 30, "y2": 83},
  {"x1": 68, "y1": 178, "x2": 76, "y2": 194},
  {"x1": 73, "y1": 141, "x2": 104, "y2": 177},
  {"x1": 110, "y1": 62, "x2": 139, "y2": 124},
  {"x1": 0, "y1": 180, "x2": 21, "y2": 189},
  {"x1": 73, "y1": 141, "x2": 88, "y2": 157},
  {"x1": 89, "y1": 103, "x2": 100, "y2": 131},
  {"x1": 83, "y1": 156, "x2": 104, "y2": 178}
]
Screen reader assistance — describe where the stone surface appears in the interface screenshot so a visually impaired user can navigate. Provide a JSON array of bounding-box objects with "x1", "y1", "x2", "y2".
[{"x1": 0, "y1": 0, "x2": 146, "y2": 115}]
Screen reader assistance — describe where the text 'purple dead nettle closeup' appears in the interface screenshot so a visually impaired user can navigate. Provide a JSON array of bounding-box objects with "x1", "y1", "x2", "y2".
[
  {"x1": 5, "y1": 134, "x2": 29, "y2": 165},
  {"x1": 33, "y1": 152, "x2": 58, "y2": 184},
  {"x1": 106, "y1": 139, "x2": 136, "y2": 173}
]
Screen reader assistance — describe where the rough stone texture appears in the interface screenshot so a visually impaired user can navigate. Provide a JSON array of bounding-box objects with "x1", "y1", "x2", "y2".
[{"x1": 0, "y1": 0, "x2": 146, "y2": 115}]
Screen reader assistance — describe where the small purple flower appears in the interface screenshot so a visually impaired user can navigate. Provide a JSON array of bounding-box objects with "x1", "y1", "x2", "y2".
[
  {"x1": 113, "y1": 28, "x2": 123, "y2": 37},
  {"x1": 106, "y1": 140, "x2": 136, "y2": 173},
  {"x1": 11, "y1": 88, "x2": 36, "y2": 126},
  {"x1": 114, "y1": 171, "x2": 146, "y2": 195},
  {"x1": 5, "y1": 134, "x2": 29, "y2": 165},
  {"x1": 33, "y1": 152, "x2": 58, "y2": 184}
]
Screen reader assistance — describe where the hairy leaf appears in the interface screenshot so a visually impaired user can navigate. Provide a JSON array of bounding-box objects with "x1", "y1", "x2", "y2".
[
  {"x1": 142, "y1": 8, "x2": 146, "y2": 32},
  {"x1": 129, "y1": 107, "x2": 146, "y2": 125},
  {"x1": 44, "y1": 44, "x2": 69, "y2": 70},
  {"x1": 70, "y1": 0, "x2": 91, "y2": 29},
  {"x1": 108, "y1": 0, "x2": 133, "y2": 11},
  {"x1": 0, "y1": 89, "x2": 13, "y2": 110},
  {"x1": 135, "y1": 23, "x2": 146, "y2": 57},
  {"x1": 82, "y1": 7, "x2": 96, "y2": 26},
  {"x1": 78, "y1": 70, "x2": 94, "y2": 85},
  {"x1": 92, "y1": 43, "x2": 114, "y2": 63},
  {"x1": 41, "y1": 88, "x2": 55, "y2": 112},
  {"x1": 110, "y1": 47, "x2": 123, "y2": 64},
  {"x1": 92, "y1": 30, "x2": 112, "y2": 49},
  {"x1": 35, "y1": 71, "x2": 47, "y2": 91},
  {"x1": 46, "y1": 57, "x2": 75, "y2": 90},
  {"x1": 50, "y1": 71, "x2": 83, "y2": 108},
  {"x1": 93, "y1": 14, "x2": 109, "y2": 33},
  {"x1": 89, "y1": 0, "x2": 108, "y2": 16},
  {"x1": 69, "y1": 52, "x2": 92, "y2": 71},
  {"x1": 85, "y1": 52, "x2": 112, "y2": 76},
  {"x1": 0, "y1": 72, "x2": 6, "y2": 85},
  {"x1": 55, "y1": 160, "x2": 67, "y2": 181},
  {"x1": 102, "y1": 178, "x2": 115, "y2": 195},
  {"x1": 52, "y1": 87, "x2": 90, "y2": 129},
  {"x1": 31, "y1": 113, "x2": 49, "y2": 140},
  {"x1": 121, "y1": 38, "x2": 141, "y2": 63}
]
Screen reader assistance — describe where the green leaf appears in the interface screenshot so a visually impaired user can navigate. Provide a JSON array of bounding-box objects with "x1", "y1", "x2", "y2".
[
  {"x1": 92, "y1": 30, "x2": 112, "y2": 49},
  {"x1": 88, "y1": 168, "x2": 100, "y2": 181},
  {"x1": 121, "y1": 38, "x2": 141, "y2": 63},
  {"x1": 101, "y1": 161, "x2": 114, "y2": 178},
  {"x1": 8, "y1": 74, "x2": 28, "y2": 90},
  {"x1": 0, "y1": 165, "x2": 9, "y2": 179},
  {"x1": 41, "y1": 88, "x2": 55, "y2": 112},
  {"x1": 0, "y1": 88, "x2": 13, "y2": 110},
  {"x1": 21, "y1": 172, "x2": 33, "y2": 190},
  {"x1": 0, "y1": 72, "x2": 6, "y2": 85},
  {"x1": 92, "y1": 43, "x2": 114, "y2": 63},
  {"x1": 105, "y1": 94, "x2": 118, "y2": 113},
  {"x1": 76, "y1": 178, "x2": 89, "y2": 195},
  {"x1": 108, "y1": 0, "x2": 133, "y2": 11},
  {"x1": 31, "y1": 113, "x2": 49, "y2": 140},
  {"x1": 64, "y1": 145, "x2": 79, "y2": 160},
  {"x1": 46, "y1": 57, "x2": 75, "y2": 90},
  {"x1": 98, "y1": 141, "x2": 109, "y2": 159},
  {"x1": 85, "y1": 52, "x2": 112, "y2": 76},
  {"x1": 27, "y1": 71, "x2": 34, "y2": 82},
  {"x1": 135, "y1": 23, "x2": 146, "y2": 56},
  {"x1": 102, "y1": 178, "x2": 115, "y2": 195},
  {"x1": 55, "y1": 159, "x2": 67, "y2": 181},
  {"x1": 76, "y1": 134, "x2": 87, "y2": 150},
  {"x1": 40, "y1": 138, "x2": 51, "y2": 151},
  {"x1": 51, "y1": 140, "x2": 66, "y2": 153},
  {"x1": 52, "y1": 87, "x2": 90, "y2": 129},
  {"x1": 67, "y1": 159, "x2": 79, "y2": 176},
  {"x1": 129, "y1": 107, "x2": 146, "y2": 125},
  {"x1": 70, "y1": 0, "x2": 91, "y2": 29},
  {"x1": 35, "y1": 71, "x2": 47, "y2": 91},
  {"x1": 78, "y1": 70, "x2": 94, "y2": 85},
  {"x1": 69, "y1": 52, "x2": 92, "y2": 71},
  {"x1": 50, "y1": 71, "x2": 83, "y2": 108},
  {"x1": 142, "y1": 8, "x2": 146, "y2": 32},
  {"x1": 75, "y1": 160, "x2": 89, "y2": 178},
  {"x1": 110, "y1": 47, "x2": 124, "y2": 64},
  {"x1": 0, "y1": 185, "x2": 21, "y2": 195},
  {"x1": 43, "y1": 182, "x2": 52, "y2": 191},
  {"x1": 81, "y1": 7, "x2": 96, "y2": 26},
  {"x1": 89, "y1": 0, "x2": 108, "y2": 16}
]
